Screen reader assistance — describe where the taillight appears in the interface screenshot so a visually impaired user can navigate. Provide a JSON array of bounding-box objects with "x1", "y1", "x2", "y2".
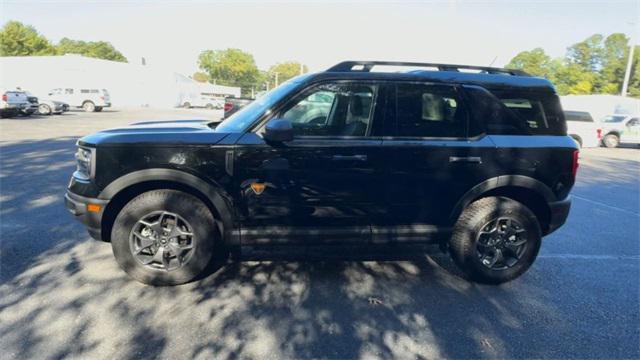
[
  {"x1": 572, "y1": 150, "x2": 579, "y2": 179},
  {"x1": 100, "y1": 96, "x2": 105, "y2": 101},
  {"x1": 596, "y1": 128, "x2": 602, "y2": 139},
  {"x1": 224, "y1": 102, "x2": 232, "y2": 112},
  {"x1": 1, "y1": 94, "x2": 6, "y2": 101}
]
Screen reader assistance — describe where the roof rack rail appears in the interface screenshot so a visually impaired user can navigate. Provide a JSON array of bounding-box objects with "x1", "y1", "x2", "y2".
[{"x1": 326, "y1": 61, "x2": 529, "y2": 76}]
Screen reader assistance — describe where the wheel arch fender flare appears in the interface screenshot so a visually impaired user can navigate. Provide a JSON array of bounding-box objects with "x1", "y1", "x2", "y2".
[
  {"x1": 450, "y1": 175, "x2": 556, "y2": 222},
  {"x1": 99, "y1": 168, "x2": 234, "y2": 238}
]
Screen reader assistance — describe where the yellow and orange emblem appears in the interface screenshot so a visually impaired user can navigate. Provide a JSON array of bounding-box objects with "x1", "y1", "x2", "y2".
[{"x1": 250, "y1": 182, "x2": 266, "y2": 195}]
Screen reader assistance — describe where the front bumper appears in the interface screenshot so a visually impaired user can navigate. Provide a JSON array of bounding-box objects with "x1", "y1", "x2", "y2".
[
  {"x1": 546, "y1": 196, "x2": 572, "y2": 235},
  {"x1": 65, "y1": 190, "x2": 109, "y2": 241}
]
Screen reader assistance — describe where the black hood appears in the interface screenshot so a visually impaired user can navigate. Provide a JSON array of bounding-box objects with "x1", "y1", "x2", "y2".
[{"x1": 78, "y1": 119, "x2": 229, "y2": 147}]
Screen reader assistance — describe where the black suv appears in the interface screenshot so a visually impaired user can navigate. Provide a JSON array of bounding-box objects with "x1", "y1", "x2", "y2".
[{"x1": 65, "y1": 61, "x2": 577, "y2": 285}]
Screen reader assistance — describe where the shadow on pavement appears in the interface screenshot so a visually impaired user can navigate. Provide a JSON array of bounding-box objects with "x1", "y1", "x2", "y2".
[{"x1": 0, "y1": 137, "x2": 638, "y2": 359}]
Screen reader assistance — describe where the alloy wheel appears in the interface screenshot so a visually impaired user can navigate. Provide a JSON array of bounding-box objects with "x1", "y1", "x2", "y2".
[
  {"x1": 129, "y1": 211, "x2": 196, "y2": 271},
  {"x1": 476, "y1": 217, "x2": 528, "y2": 270}
]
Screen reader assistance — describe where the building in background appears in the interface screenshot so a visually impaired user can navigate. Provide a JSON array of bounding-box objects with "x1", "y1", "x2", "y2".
[
  {"x1": 0, "y1": 54, "x2": 240, "y2": 108},
  {"x1": 561, "y1": 95, "x2": 640, "y2": 121}
]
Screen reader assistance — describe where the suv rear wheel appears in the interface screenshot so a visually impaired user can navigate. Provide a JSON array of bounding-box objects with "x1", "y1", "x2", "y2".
[
  {"x1": 449, "y1": 196, "x2": 541, "y2": 284},
  {"x1": 82, "y1": 101, "x2": 96, "y2": 112},
  {"x1": 111, "y1": 190, "x2": 216, "y2": 285}
]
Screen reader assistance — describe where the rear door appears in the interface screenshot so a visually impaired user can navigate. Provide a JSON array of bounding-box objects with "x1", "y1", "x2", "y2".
[{"x1": 377, "y1": 82, "x2": 489, "y2": 241}]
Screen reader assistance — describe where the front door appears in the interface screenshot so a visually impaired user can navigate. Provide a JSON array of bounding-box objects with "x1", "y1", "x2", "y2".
[{"x1": 234, "y1": 81, "x2": 387, "y2": 244}]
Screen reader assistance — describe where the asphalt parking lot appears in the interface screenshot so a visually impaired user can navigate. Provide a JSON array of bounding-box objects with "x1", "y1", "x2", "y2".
[{"x1": 1, "y1": 109, "x2": 639, "y2": 359}]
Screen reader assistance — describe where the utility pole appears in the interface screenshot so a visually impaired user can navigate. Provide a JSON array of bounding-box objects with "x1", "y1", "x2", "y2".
[
  {"x1": 622, "y1": 21, "x2": 637, "y2": 97},
  {"x1": 622, "y1": 43, "x2": 635, "y2": 97}
]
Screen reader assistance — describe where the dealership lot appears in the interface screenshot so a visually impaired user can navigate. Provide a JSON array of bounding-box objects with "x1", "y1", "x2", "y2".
[{"x1": 1, "y1": 109, "x2": 639, "y2": 359}]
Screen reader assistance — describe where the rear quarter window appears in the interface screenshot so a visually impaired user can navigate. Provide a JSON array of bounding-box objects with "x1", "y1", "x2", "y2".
[{"x1": 464, "y1": 86, "x2": 566, "y2": 136}]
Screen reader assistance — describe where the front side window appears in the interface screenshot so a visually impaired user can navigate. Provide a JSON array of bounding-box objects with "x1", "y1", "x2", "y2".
[
  {"x1": 395, "y1": 84, "x2": 466, "y2": 138},
  {"x1": 602, "y1": 115, "x2": 627, "y2": 123},
  {"x1": 280, "y1": 83, "x2": 377, "y2": 137}
]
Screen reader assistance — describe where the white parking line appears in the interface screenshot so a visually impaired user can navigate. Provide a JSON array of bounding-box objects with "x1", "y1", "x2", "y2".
[
  {"x1": 538, "y1": 254, "x2": 640, "y2": 260},
  {"x1": 572, "y1": 194, "x2": 639, "y2": 216}
]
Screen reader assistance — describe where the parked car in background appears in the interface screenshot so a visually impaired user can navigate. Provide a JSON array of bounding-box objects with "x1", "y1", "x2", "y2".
[
  {"x1": 600, "y1": 114, "x2": 640, "y2": 148},
  {"x1": 0, "y1": 88, "x2": 30, "y2": 118},
  {"x1": 20, "y1": 92, "x2": 39, "y2": 116},
  {"x1": 223, "y1": 97, "x2": 253, "y2": 118},
  {"x1": 38, "y1": 98, "x2": 67, "y2": 115},
  {"x1": 564, "y1": 110, "x2": 601, "y2": 148},
  {"x1": 181, "y1": 95, "x2": 223, "y2": 110},
  {"x1": 48, "y1": 88, "x2": 111, "y2": 112}
]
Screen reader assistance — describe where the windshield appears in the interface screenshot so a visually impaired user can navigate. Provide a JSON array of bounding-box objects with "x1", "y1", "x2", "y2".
[
  {"x1": 213, "y1": 76, "x2": 308, "y2": 133},
  {"x1": 602, "y1": 115, "x2": 627, "y2": 123}
]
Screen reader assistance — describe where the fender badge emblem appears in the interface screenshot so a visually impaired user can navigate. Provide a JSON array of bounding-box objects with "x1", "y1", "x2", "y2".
[{"x1": 250, "y1": 182, "x2": 266, "y2": 195}]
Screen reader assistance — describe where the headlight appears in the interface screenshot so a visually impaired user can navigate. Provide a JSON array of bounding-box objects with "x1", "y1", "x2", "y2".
[{"x1": 74, "y1": 147, "x2": 95, "y2": 180}]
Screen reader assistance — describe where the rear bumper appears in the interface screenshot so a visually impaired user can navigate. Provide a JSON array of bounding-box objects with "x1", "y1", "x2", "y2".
[
  {"x1": 546, "y1": 196, "x2": 572, "y2": 235},
  {"x1": 65, "y1": 190, "x2": 109, "y2": 241}
]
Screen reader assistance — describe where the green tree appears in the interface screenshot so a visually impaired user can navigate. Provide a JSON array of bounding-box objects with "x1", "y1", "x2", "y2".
[
  {"x1": 268, "y1": 61, "x2": 308, "y2": 85},
  {"x1": 56, "y1": 38, "x2": 127, "y2": 62},
  {"x1": 192, "y1": 71, "x2": 210, "y2": 83},
  {"x1": 506, "y1": 48, "x2": 555, "y2": 78},
  {"x1": 506, "y1": 32, "x2": 639, "y2": 97},
  {"x1": 0, "y1": 21, "x2": 56, "y2": 56},
  {"x1": 566, "y1": 34, "x2": 604, "y2": 72},
  {"x1": 198, "y1": 48, "x2": 260, "y2": 94},
  {"x1": 600, "y1": 34, "x2": 632, "y2": 94}
]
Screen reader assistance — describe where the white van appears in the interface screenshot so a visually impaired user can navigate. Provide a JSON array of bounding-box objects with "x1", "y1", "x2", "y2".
[
  {"x1": 48, "y1": 88, "x2": 111, "y2": 112},
  {"x1": 181, "y1": 95, "x2": 223, "y2": 110},
  {"x1": 564, "y1": 110, "x2": 602, "y2": 148}
]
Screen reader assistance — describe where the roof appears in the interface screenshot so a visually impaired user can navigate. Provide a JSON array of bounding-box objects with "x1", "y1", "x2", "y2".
[{"x1": 316, "y1": 60, "x2": 555, "y2": 91}]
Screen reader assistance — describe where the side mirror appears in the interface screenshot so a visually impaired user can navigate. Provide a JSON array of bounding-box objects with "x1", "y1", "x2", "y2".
[{"x1": 264, "y1": 118, "x2": 293, "y2": 143}]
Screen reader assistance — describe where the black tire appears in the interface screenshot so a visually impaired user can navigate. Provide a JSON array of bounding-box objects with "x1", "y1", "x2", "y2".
[
  {"x1": 183, "y1": 102, "x2": 191, "y2": 108},
  {"x1": 449, "y1": 196, "x2": 542, "y2": 284},
  {"x1": 111, "y1": 190, "x2": 216, "y2": 285},
  {"x1": 603, "y1": 134, "x2": 619, "y2": 148},
  {"x1": 205, "y1": 103, "x2": 214, "y2": 110},
  {"x1": 38, "y1": 104, "x2": 52, "y2": 115},
  {"x1": 83, "y1": 101, "x2": 96, "y2": 112},
  {"x1": 570, "y1": 135, "x2": 582, "y2": 148},
  {"x1": 95, "y1": 106, "x2": 103, "y2": 112}
]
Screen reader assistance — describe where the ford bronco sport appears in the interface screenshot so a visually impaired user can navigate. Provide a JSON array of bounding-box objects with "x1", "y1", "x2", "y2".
[{"x1": 65, "y1": 61, "x2": 576, "y2": 285}]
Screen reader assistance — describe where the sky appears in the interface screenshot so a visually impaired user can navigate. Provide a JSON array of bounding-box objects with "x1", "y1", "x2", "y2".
[{"x1": 1, "y1": 0, "x2": 639, "y2": 76}]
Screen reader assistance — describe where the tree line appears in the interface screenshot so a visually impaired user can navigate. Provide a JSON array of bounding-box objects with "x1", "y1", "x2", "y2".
[
  {"x1": 0, "y1": 21, "x2": 127, "y2": 62},
  {"x1": 506, "y1": 33, "x2": 639, "y2": 97},
  {"x1": 2, "y1": 21, "x2": 638, "y2": 98}
]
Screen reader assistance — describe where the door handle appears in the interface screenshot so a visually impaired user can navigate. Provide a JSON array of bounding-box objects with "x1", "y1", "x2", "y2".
[
  {"x1": 449, "y1": 156, "x2": 482, "y2": 164},
  {"x1": 332, "y1": 154, "x2": 368, "y2": 161}
]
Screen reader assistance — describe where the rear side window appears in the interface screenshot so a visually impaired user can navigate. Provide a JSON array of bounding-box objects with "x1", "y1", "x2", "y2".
[
  {"x1": 395, "y1": 84, "x2": 466, "y2": 138},
  {"x1": 464, "y1": 86, "x2": 566, "y2": 136},
  {"x1": 564, "y1": 111, "x2": 594, "y2": 122}
]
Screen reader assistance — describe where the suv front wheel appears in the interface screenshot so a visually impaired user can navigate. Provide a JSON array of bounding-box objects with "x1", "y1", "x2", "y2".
[
  {"x1": 449, "y1": 196, "x2": 541, "y2": 284},
  {"x1": 111, "y1": 190, "x2": 216, "y2": 285}
]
